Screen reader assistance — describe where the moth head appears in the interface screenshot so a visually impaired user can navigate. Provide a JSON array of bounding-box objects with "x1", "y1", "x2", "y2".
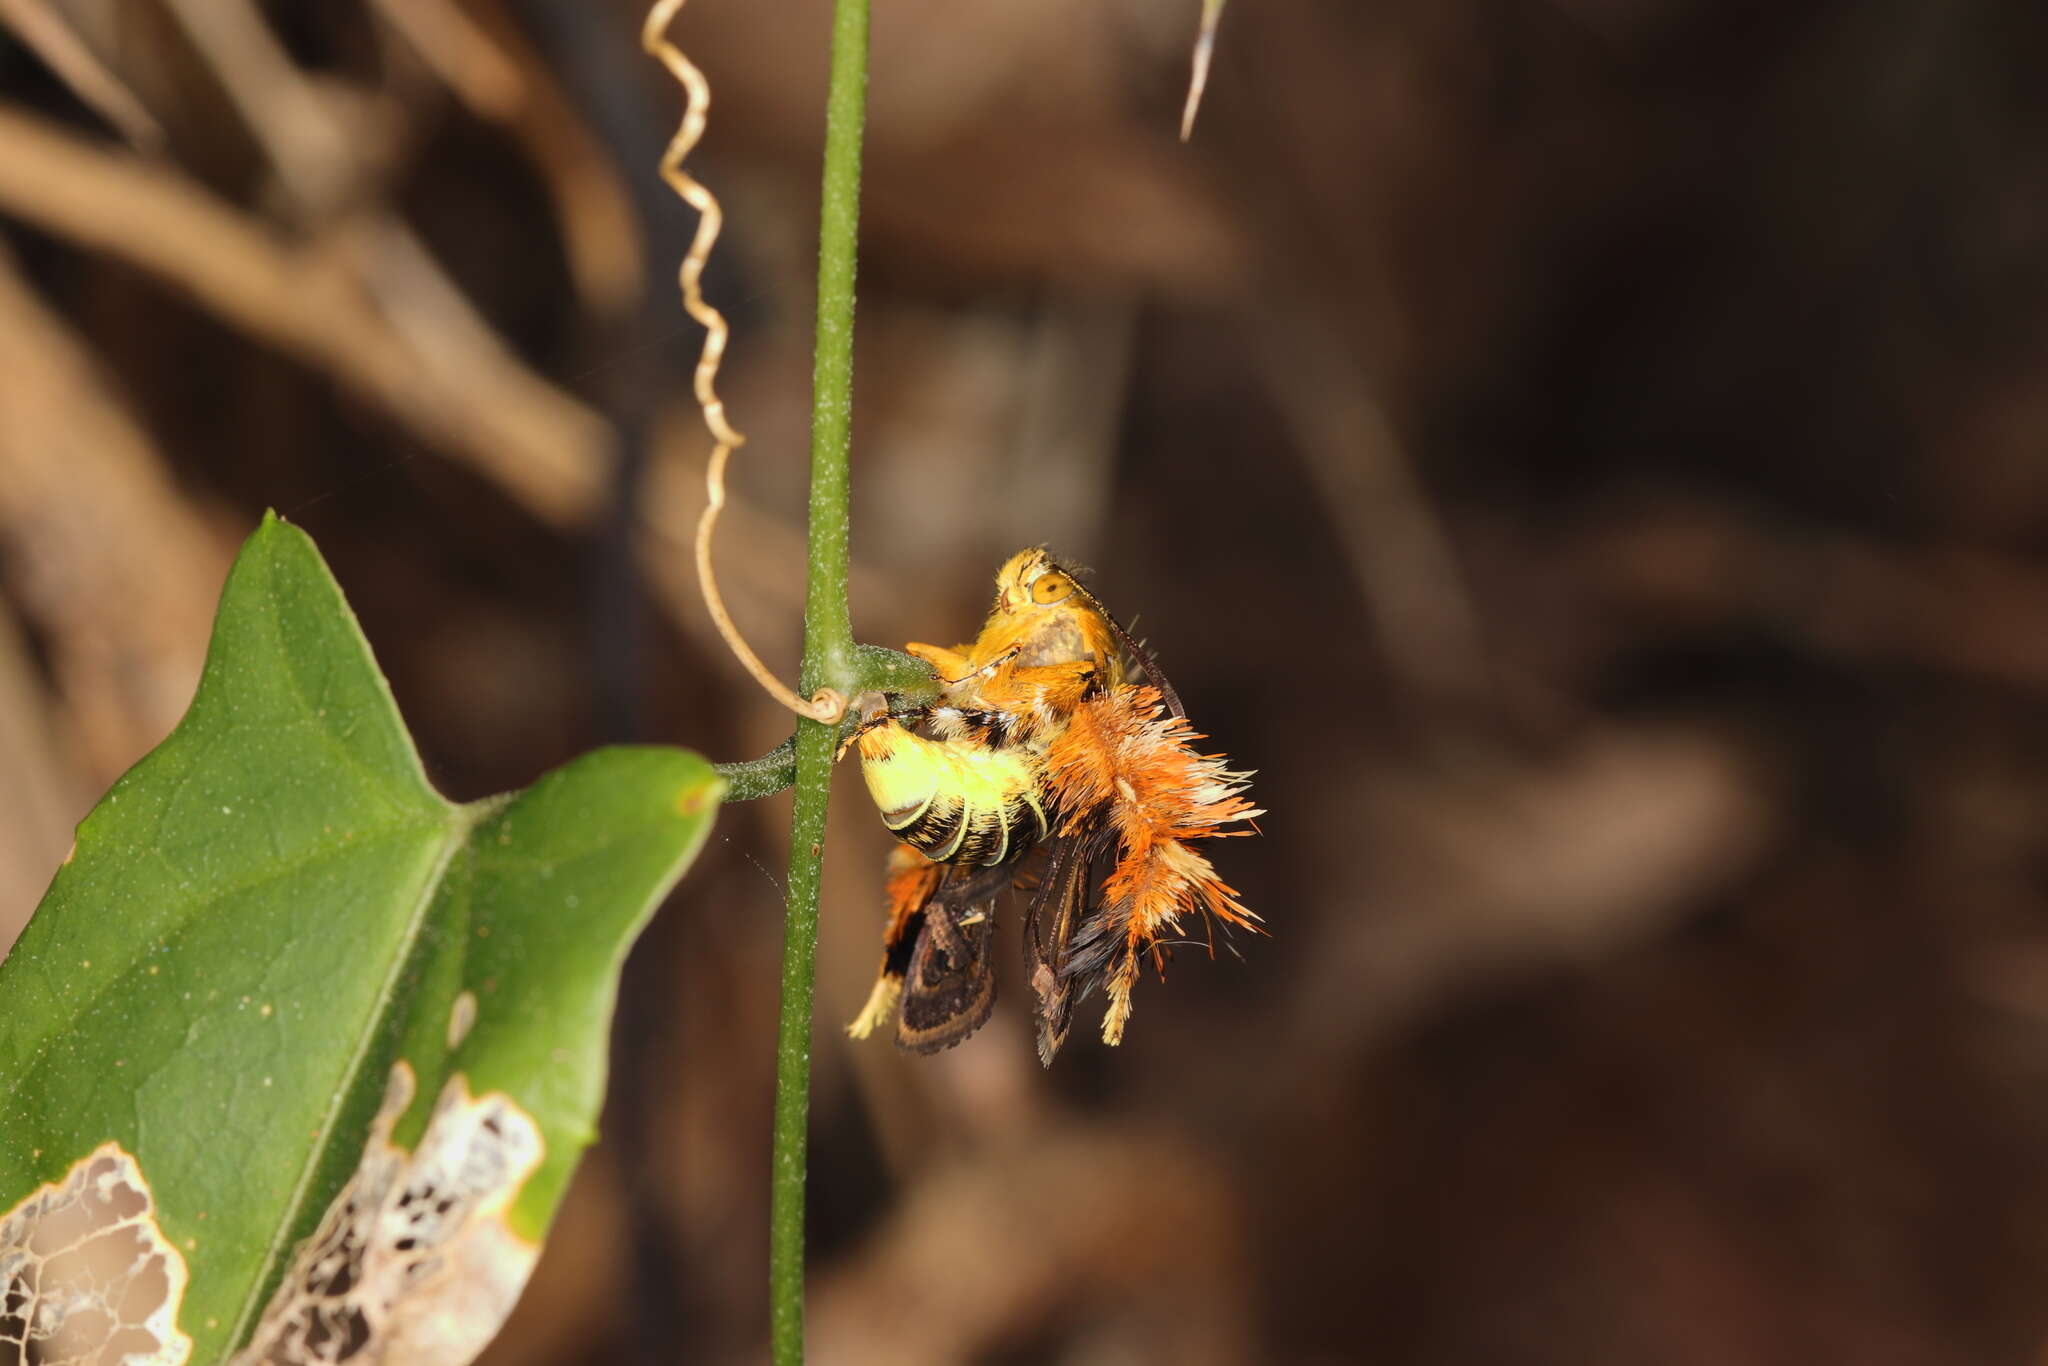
[
  {"x1": 994, "y1": 548, "x2": 1080, "y2": 615},
  {"x1": 985, "y1": 547, "x2": 1123, "y2": 683}
]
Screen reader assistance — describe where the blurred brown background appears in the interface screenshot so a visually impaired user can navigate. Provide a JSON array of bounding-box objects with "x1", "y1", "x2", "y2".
[{"x1": 5, "y1": 0, "x2": 2048, "y2": 1362}]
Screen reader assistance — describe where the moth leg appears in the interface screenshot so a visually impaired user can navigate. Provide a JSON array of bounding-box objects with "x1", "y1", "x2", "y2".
[
  {"x1": 905, "y1": 641, "x2": 974, "y2": 679},
  {"x1": 971, "y1": 660, "x2": 1098, "y2": 733},
  {"x1": 835, "y1": 688, "x2": 900, "y2": 761}
]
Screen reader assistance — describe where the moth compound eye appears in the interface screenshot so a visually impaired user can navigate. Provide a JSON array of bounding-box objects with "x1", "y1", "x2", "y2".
[{"x1": 1032, "y1": 574, "x2": 1072, "y2": 605}]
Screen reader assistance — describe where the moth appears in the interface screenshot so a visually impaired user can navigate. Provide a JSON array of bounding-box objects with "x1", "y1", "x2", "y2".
[{"x1": 843, "y1": 549, "x2": 1261, "y2": 1064}]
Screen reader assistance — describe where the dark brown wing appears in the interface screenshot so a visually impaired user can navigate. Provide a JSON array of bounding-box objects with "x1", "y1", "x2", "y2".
[
  {"x1": 896, "y1": 862, "x2": 1010, "y2": 1054},
  {"x1": 1023, "y1": 823, "x2": 1113, "y2": 1066}
]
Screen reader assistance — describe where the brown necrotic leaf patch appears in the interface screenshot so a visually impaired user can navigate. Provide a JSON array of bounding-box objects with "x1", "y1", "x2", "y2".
[
  {"x1": 231, "y1": 1063, "x2": 544, "y2": 1366},
  {"x1": 0, "y1": 1142, "x2": 192, "y2": 1366}
]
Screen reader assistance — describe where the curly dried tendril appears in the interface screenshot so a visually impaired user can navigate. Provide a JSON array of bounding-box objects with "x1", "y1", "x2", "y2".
[{"x1": 641, "y1": 0, "x2": 845, "y2": 725}]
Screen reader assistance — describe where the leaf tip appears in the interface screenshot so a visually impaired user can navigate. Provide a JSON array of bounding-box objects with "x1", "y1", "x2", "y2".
[
  {"x1": 241, "y1": 508, "x2": 321, "y2": 569},
  {"x1": 677, "y1": 774, "x2": 724, "y2": 818}
]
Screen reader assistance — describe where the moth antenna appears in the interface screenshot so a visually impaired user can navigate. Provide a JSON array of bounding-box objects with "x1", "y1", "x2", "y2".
[
  {"x1": 1054, "y1": 565, "x2": 1188, "y2": 718},
  {"x1": 643, "y1": 0, "x2": 843, "y2": 725},
  {"x1": 1109, "y1": 610, "x2": 1186, "y2": 719},
  {"x1": 946, "y1": 645, "x2": 1020, "y2": 688}
]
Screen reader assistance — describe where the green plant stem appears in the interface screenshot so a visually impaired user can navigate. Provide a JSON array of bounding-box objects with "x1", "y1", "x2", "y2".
[
  {"x1": 797, "y1": 0, "x2": 870, "y2": 698},
  {"x1": 769, "y1": 0, "x2": 871, "y2": 1359},
  {"x1": 768, "y1": 718, "x2": 835, "y2": 1366}
]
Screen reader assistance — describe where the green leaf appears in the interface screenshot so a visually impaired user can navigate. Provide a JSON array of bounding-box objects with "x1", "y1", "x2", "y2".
[{"x1": 0, "y1": 513, "x2": 721, "y2": 1364}]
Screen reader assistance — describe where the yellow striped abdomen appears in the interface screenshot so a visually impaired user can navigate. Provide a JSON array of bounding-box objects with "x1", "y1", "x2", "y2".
[{"x1": 857, "y1": 720, "x2": 1049, "y2": 866}]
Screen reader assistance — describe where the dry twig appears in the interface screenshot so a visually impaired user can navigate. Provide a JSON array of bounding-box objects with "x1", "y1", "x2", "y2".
[
  {"x1": 0, "y1": 103, "x2": 609, "y2": 523},
  {"x1": 0, "y1": 599, "x2": 91, "y2": 954},
  {"x1": 0, "y1": 241, "x2": 228, "y2": 785},
  {"x1": 1181, "y1": 0, "x2": 1226, "y2": 140},
  {"x1": 158, "y1": 0, "x2": 360, "y2": 215},
  {"x1": 0, "y1": 0, "x2": 162, "y2": 148},
  {"x1": 364, "y1": 0, "x2": 523, "y2": 120},
  {"x1": 1257, "y1": 311, "x2": 1492, "y2": 710}
]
